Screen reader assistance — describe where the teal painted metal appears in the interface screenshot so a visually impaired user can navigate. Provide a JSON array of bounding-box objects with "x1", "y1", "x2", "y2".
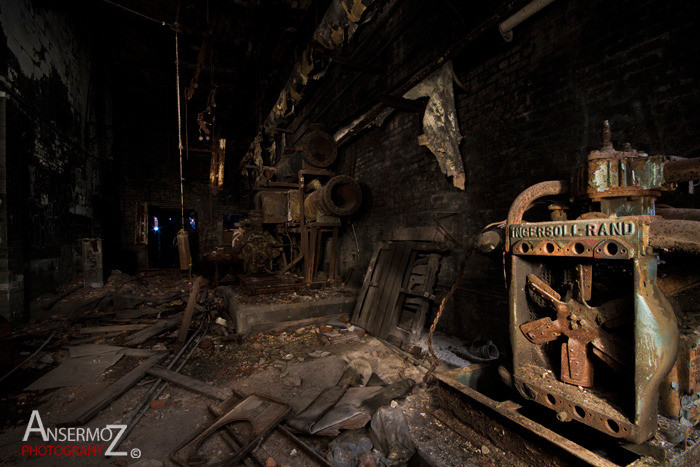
[{"x1": 499, "y1": 121, "x2": 700, "y2": 445}]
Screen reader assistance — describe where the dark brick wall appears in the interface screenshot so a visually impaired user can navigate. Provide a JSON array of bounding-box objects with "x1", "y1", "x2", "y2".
[
  {"x1": 0, "y1": 0, "x2": 113, "y2": 321},
  {"x1": 283, "y1": 0, "x2": 700, "y2": 344}
]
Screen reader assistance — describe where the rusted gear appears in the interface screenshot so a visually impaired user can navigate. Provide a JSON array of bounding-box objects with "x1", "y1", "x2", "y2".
[{"x1": 520, "y1": 265, "x2": 630, "y2": 387}]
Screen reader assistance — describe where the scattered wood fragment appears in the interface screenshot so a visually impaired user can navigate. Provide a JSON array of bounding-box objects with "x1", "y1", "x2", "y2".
[
  {"x1": 115, "y1": 307, "x2": 164, "y2": 320},
  {"x1": 59, "y1": 352, "x2": 169, "y2": 426},
  {"x1": 79, "y1": 324, "x2": 150, "y2": 334},
  {"x1": 123, "y1": 312, "x2": 184, "y2": 346},
  {"x1": 146, "y1": 365, "x2": 231, "y2": 401},
  {"x1": 174, "y1": 277, "x2": 204, "y2": 353},
  {"x1": 67, "y1": 331, "x2": 125, "y2": 345},
  {"x1": 44, "y1": 284, "x2": 84, "y2": 310}
]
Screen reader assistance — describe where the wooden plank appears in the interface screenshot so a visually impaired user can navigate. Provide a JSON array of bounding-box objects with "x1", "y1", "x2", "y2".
[
  {"x1": 174, "y1": 277, "x2": 204, "y2": 353},
  {"x1": 146, "y1": 365, "x2": 232, "y2": 401},
  {"x1": 351, "y1": 242, "x2": 383, "y2": 328},
  {"x1": 369, "y1": 242, "x2": 412, "y2": 335},
  {"x1": 59, "y1": 352, "x2": 168, "y2": 426},
  {"x1": 364, "y1": 243, "x2": 399, "y2": 333},
  {"x1": 115, "y1": 307, "x2": 164, "y2": 320},
  {"x1": 79, "y1": 324, "x2": 150, "y2": 334},
  {"x1": 378, "y1": 243, "x2": 415, "y2": 338},
  {"x1": 123, "y1": 312, "x2": 184, "y2": 346},
  {"x1": 410, "y1": 254, "x2": 440, "y2": 344}
]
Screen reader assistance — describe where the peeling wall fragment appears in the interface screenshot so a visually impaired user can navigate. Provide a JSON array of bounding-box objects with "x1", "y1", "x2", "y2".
[{"x1": 404, "y1": 62, "x2": 466, "y2": 190}]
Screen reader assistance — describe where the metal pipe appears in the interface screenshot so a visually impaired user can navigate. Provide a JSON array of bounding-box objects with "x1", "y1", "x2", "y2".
[
  {"x1": 304, "y1": 175, "x2": 362, "y2": 220},
  {"x1": 663, "y1": 157, "x2": 700, "y2": 183},
  {"x1": 657, "y1": 207, "x2": 700, "y2": 222},
  {"x1": 506, "y1": 180, "x2": 569, "y2": 225},
  {"x1": 648, "y1": 220, "x2": 700, "y2": 255},
  {"x1": 499, "y1": 0, "x2": 558, "y2": 41}
]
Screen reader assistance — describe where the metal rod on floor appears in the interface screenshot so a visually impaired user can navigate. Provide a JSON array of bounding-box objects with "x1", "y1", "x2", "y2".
[{"x1": 113, "y1": 321, "x2": 207, "y2": 449}]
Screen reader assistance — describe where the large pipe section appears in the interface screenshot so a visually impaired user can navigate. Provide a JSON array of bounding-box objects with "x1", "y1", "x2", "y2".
[
  {"x1": 649, "y1": 220, "x2": 700, "y2": 255},
  {"x1": 663, "y1": 157, "x2": 700, "y2": 184},
  {"x1": 304, "y1": 175, "x2": 362, "y2": 221}
]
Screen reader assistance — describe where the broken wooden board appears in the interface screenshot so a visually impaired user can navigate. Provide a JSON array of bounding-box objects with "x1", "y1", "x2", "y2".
[
  {"x1": 115, "y1": 307, "x2": 164, "y2": 320},
  {"x1": 352, "y1": 242, "x2": 441, "y2": 348},
  {"x1": 68, "y1": 344, "x2": 161, "y2": 359},
  {"x1": 59, "y1": 352, "x2": 169, "y2": 426},
  {"x1": 26, "y1": 351, "x2": 124, "y2": 391},
  {"x1": 79, "y1": 324, "x2": 150, "y2": 334},
  {"x1": 123, "y1": 312, "x2": 184, "y2": 346},
  {"x1": 146, "y1": 365, "x2": 231, "y2": 401},
  {"x1": 174, "y1": 276, "x2": 204, "y2": 352}
]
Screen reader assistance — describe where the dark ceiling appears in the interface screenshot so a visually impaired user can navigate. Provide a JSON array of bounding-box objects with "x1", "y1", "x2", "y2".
[{"x1": 53, "y1": 0, "x2": 331, "y2": 162}]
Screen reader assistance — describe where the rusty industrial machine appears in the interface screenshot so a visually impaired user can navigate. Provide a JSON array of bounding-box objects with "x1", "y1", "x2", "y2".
[
  {"x1": 214, "y1": 125, "x2": 362, "y2": 292},
  {"x1": 499, "y1": 122, "x2": 700, "y2": 446},
  {"x1": 436, "y1": 122, "x2": 700, "y2": 464}
]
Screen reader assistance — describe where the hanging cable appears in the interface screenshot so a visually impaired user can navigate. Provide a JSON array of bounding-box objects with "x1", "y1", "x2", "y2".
[
  {"x1": 175, "y1": 31, "x2": 185, "y2": 229},
  {"x1": 100, "y1": 0, "x2": 170, "y2": 27}
]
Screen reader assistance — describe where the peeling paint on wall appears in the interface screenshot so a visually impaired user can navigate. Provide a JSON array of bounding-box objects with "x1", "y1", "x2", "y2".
[{"x1": 404, "y1": 62, "x2": 466, "y2": 190}]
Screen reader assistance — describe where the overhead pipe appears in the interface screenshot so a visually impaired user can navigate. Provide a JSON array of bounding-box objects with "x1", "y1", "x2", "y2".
[
  {"x1": 663, "y1": 157, "x2": 700, "y2": 184},
  {"x1": 499, "y1": 0, "x2": 559, "y2": 41}
]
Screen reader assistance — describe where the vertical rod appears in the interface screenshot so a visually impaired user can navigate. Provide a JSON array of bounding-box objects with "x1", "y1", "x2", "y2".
[{"x1": 175, "y1": 32, "x2": 185, "y2": 229}]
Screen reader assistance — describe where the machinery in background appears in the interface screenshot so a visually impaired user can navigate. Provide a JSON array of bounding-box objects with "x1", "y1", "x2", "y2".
[
  {"x1": 475, "y1": 121, "x2": 700, "y2": 446},
  {"x1": 209, "y1": 125, "x2": 362, "y2": 291}
]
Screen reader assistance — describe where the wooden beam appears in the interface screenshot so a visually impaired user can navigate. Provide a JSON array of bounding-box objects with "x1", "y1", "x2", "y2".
[
  {"x1": 146, "y1": 365, "x2": 232, "y2": 401},
  {"x1": 123, "y1": 312, "x2": 184, "y2": 346},
  {"x1": 79, "y1": 324, "x2": 150, "y2": 334},
  {"x1": 59, "y1": 352, "x2": 169, "y2": 426},
  {"x1": 174, "y1": 277, "x2": 204, "y2": 353}
]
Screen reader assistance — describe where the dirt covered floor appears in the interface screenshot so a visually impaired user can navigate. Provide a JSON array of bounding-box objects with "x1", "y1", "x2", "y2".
[{"x1": 0, "y1": 271, "x2": 520, "y2": 466}]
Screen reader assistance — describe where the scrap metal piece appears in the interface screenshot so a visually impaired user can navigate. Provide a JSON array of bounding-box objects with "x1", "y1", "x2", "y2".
[
  {"x1": 287, "y1": 358, "x2": 372, "y2": 433},
  {"x1": 310, "y1": 379, "x2": 415, "y2": 436},
  {"x1": 170, "y1": 394, "x2": 289, "y2": 467}
]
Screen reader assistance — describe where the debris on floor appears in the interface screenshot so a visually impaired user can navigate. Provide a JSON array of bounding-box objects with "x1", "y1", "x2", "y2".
[{"x1": 0, "y1": 270, "x2": 515, "y2": 466}]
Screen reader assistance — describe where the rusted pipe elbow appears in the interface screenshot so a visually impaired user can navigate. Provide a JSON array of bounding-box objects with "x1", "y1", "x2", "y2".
[
  {"x1": 506, "y1": 180, "x2": 569, "y2": 225},
  {"x1": 648, "y1": 220, "x2": 700, "y2": 255}
]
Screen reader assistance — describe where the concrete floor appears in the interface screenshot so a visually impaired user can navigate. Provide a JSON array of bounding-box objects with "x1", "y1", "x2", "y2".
[{"x1": 0, "y1": 273, "x2": 521, "y2": 466}]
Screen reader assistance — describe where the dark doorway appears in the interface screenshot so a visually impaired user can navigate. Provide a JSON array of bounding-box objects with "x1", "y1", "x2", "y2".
[{"x1": 148, "y1": 207, "x2": 198, "y2": 268}]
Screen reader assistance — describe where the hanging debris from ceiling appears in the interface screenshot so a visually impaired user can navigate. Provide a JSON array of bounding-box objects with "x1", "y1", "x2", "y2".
[
  {"x1": 209, "y1": 138, "x2": 226, "y2": 194},
  {"x1": 240, "y1": 0, "x2": 377, "y2": 173},
  {"x1": 403, "y1": 61, "x2": 466, "y2": 190},
  {"x1": 263, "y1": 0, "x2": 376, "y2": 135}
]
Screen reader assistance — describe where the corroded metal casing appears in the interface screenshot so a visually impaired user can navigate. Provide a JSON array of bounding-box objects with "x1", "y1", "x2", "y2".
[
  {"x1": 571, "y1": 122, "x2": 674, "y2": 202},
  {"x1": 507, "y1": 216, "x2": 679, "y2": 443}
]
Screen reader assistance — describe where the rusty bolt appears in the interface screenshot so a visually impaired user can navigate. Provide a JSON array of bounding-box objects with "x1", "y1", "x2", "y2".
[{"x1": 556, "y1": 411, "x2": 571, "y2": 422}]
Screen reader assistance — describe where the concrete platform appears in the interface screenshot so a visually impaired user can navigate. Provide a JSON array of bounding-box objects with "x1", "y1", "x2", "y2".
[{"x1": 220, "y1": 287, "x2": 357, "y2": 335}]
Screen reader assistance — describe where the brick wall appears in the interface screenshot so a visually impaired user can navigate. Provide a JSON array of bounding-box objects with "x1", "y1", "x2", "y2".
[
  {"x1": 282, "y1": 0, "x2": 700, "y2": 343},
  {"x1": 0, "y1": 0, "x2": 112, "y2": 322}
]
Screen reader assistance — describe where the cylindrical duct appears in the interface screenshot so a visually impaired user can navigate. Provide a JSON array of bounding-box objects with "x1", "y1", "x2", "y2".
[{"x1": 304, "y1": 175, "x2": 362, "y2": 221}]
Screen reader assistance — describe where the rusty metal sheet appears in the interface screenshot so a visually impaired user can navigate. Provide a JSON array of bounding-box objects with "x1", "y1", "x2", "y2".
[{"x1": 171, "y1": 394, "x2": 289, "y2": 466}]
